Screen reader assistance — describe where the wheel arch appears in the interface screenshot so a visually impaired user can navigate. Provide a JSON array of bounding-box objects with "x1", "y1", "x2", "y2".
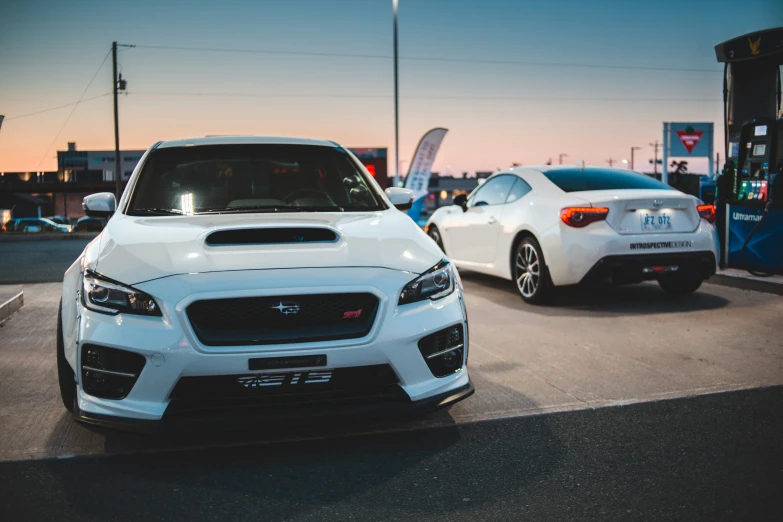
[{"x1": 508, "y1": 228, "x2": 543, "y2": 279}]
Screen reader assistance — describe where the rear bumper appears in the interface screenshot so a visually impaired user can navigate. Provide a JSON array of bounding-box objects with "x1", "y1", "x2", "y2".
[
  {"x1": 74, "y1": 380, "x2": 475, "y2": 434},
  {"x1": 579, "y1": 251, "x2": 717, "y2": 285},
  {"x1": 545, "y1": 220, "x2": 720, "y2": 285}
]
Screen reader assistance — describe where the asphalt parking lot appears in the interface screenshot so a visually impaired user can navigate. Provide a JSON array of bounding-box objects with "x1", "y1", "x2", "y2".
[
  {"x1": 0, "y1": 241, "x2": 781, "y2": 519},
  {"x1": 0, "y1": 238, "x2": 94, "y2": 284}
]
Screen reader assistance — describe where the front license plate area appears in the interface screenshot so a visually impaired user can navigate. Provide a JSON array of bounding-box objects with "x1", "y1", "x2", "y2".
[
  {"x1": 249, "y1": 354, "x2": 327, "y2": 371},
  {"x1": 640, "y1": 211, "x2": 672, "y2": 232}
]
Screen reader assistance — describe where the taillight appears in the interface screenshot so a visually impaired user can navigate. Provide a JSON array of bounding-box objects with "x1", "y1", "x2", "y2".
[
  {"x1": 697, "y1": 204, "x2": 715, "y2": 224},
  {"x1": 560, "y1": 207, "x2": 609, "y2": 228}
]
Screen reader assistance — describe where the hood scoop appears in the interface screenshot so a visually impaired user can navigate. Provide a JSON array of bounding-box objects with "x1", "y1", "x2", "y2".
[{"x1": 206, "y1": 227, "x2": 338, "y2": 246}]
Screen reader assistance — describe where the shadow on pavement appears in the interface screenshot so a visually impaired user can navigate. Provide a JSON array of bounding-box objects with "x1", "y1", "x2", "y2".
[
  {"x1": 459, "y1": 270, "x2": 731, "y2": 317},
  {"x1": 31, "y1": 381, "x2": 566, "y2": 521},
  {"x1": 4, "y1": 387, "x2": 782, "y2": 520}
]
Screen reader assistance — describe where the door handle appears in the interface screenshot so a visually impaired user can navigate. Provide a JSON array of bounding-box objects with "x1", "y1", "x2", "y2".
[{"x1": 487, "y1": 217, "x2": 498, "y2": 225}]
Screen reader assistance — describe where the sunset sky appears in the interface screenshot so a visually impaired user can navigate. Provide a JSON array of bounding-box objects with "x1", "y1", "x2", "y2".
[{"x1": 1, "y1": 0, "x2": 781, "y2": 176}]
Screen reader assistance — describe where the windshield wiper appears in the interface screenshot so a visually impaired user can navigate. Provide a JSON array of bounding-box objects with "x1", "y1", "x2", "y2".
[{"x1": 127, "y1": 208, "x2": 186, "y2": 216}]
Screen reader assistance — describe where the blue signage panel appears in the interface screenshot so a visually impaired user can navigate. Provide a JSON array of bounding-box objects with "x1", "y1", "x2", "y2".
[{"x1": 727, "y1": 204, "x2": 783, "y2": 271}]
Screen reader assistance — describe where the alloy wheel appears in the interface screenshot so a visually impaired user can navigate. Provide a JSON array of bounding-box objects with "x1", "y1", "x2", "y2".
[{"x1": 516, "y1": 243, "x2": 540, "y2": 298}]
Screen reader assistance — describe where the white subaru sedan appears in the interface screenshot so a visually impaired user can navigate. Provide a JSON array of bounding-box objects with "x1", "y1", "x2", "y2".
[
  {"x1": 58, "y1": 137, "x2": 472, "y2": 430},
  {"x1": 426, "y1": 166, "x2": 719, "y2": 304}
]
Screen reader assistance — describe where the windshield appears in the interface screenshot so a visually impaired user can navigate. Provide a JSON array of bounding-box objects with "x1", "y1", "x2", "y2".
[
  {"x1": 127, "y1": 144, "x2": 386, "y2": 214},
  {"x1": 542, "y1": 168, "x2": 675, "y2": 193}
]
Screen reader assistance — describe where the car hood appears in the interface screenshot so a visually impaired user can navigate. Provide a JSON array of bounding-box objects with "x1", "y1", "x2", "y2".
[{"x1": 92, "y1": 211, "x2": 442, "y2": 285}]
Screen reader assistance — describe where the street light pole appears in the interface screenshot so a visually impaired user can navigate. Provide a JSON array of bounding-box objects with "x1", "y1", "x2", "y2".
[
  {"x1": 392, "y1": 0, "x2": 400, "y2": 188},
  {"x1": 558, "y1": 153, "x2": 568, "y2": 165},
  {"x1": 630, "y1": 146, "x2": 642, "y2": 170}
]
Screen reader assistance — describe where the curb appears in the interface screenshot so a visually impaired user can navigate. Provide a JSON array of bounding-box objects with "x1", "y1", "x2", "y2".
[
  {"x1": 0, "y1": 291, "x2": 24, "y2": 324},
  {"x1": 0, "y1": 233, "x2": 98, "y2": 242},
  {"x1": 709, "y1": 273, "x2": 783, "y2": 296}
]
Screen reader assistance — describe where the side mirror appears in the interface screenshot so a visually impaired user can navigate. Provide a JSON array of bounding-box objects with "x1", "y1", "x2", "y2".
[
  {"x1": 385, "y1": 187, "x2": 415, "y2": 211},
  {"x1": 83, "y1": 192, "x2": 116, "y2": 219},
  {"x1": 453, "y1": 193, "x2": 468, "y2": 212}
]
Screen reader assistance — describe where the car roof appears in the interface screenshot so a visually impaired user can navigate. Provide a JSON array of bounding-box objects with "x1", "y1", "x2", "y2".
[
  {"x1": 156, "y1": 136, "x2": 340, "y2": 149},
  {"x1": 514, "y1": 164, "x2": 640, "y2": 175}
]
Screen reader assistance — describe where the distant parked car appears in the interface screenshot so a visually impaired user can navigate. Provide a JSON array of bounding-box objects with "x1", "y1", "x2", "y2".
[
  {"x1": 48, "y1": 216, "x2": 73, "y2": 226},
  {"x1": 2, "y1": 217, "x2": 72, "y2": 233},
  {"x1": 426, "y1": 166, "x2": 718, "y2": 303},
  {"x1": 73, "y1": 216, "x2": 105, "y2": 232}
]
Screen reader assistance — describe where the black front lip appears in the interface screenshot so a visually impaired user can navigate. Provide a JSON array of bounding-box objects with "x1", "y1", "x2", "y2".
[{"x1": 74, "y1": 380, "x2": 475, "y2": 434}]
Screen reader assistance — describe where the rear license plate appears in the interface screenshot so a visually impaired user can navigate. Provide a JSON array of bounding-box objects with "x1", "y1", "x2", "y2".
[
  {"x1": 249, "y1": 354, "x2": 326, "y2": 371},
  {"x1": 640, "y1": 211, "x2": 672, "y2": 232}
]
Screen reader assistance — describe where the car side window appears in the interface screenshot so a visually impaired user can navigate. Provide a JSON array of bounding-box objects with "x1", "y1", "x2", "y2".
[
  {"x1": 505, "y1": 177, "x2": 532, "y2": 204},
  {"x1": 468, "y1": 175, "x2": 516, "y2": 207}
]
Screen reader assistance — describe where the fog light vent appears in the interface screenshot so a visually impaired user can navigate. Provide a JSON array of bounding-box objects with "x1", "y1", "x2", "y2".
[
  {"x1": 417, "y1": 324, "x2": 465, "y2": 378},
  {"x1": 81, "y1": 344, "x2": 146, "y2": 399}
]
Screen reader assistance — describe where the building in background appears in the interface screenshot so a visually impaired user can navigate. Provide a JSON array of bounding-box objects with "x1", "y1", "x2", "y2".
[
  {"x1": 58, "y1": 142, "x2": 145, "y2": 182},
  {"x1": 419, "y1": 171, "x2": 493, "y2": 216},
  {"x1": 1, "y1": 143, "x2": 391, "y2": 219},
  {"x1": 348, "y1": 148, "x2": 387, "y2": 190},
  {"x1": 55, "y1": 143, "x2": 387, "y2": 185}
]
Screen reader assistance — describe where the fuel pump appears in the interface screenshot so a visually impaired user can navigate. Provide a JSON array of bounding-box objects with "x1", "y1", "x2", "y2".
[
  {"x1": 715, "y1": 28, "x2": 783, "y2": 275},
  {"x1": 734, "y1": 118, "x2": 783, "y2": 275}
]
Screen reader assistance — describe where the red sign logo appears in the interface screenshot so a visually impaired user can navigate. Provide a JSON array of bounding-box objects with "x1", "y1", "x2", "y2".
[
  {"x1": 675, "y1": 126, "x2": 704, "y2": 154},
  {"x1": 343, "y1": 309, "x2": 362, "y2": 319}
]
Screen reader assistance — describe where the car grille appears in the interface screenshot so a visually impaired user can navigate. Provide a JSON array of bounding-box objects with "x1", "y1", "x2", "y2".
[
  {"x1": 186, "y1": 292, "x2": 380, "y2": 346},
  {"x1": 165, "y1": 364, "x2": 407, "y2": 418}
]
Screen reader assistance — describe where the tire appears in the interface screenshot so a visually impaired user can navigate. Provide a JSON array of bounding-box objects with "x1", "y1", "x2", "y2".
[
  {"x1": 427, "y1": 225, "x2": 446, "y2": 253},
  {"x1": 57, "y1": 299, "x2": 75, "y2": 413},
  {"x1": 513, "y1": 237, "x2": 553, "y2": 304},
  {"x1": 658, "y1": 272, "x2": 703, "y2": 295}
]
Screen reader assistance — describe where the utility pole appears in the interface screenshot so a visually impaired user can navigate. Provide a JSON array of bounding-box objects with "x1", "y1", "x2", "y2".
[
  {"x1": 392, "y1": 0, "x2": 400, "y2": 188},
  {"x1": 649, "y1": 140, "x2": 661, "y2": 175},
  {"x1": 606, "y1": 158, "x2": 615, "y2": 167},
  {"x1": 630, "y1": 146, "x2": 642, "y2": 170},
  {"x1": 112, "y1": 42, "x2": 132, "y2": 199},
  {"x1": 558, "y1": 153, "x2": 568, "y2": 165},
  {"x1": 112, "y1": 42, "x2": 121, "y2": 199}
]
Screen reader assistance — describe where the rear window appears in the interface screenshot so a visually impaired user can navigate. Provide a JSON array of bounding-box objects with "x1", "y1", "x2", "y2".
[{"x1": 542, "y1": 168, "x2": 674, "y2": 192}]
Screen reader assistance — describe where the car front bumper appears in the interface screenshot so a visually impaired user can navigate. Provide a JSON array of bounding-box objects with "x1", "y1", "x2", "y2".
[
  {"x1": 69, "y1": 267, "x2": 471, "y2": 429},
  {"x1": 74, "y1": 381, "x2": 475, "y2": 433}
]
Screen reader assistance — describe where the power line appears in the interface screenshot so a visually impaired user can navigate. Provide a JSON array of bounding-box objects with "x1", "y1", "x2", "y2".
[
  {"x1": 7, "y1": 91, "x2": 723, "y2": 123},
  {"x1": 35, "y1": 50, "x2": 112, "y2": 170},
  {"x1": 133, "y1": 44, "x2": 721, "y2": 74},
  {"x1": 4, "y1": 93, "x2": 111, "y2": 121},
  {"x1": 403, "y1": 55, "x2": 720, "y2": 73},
  {"x1": 127, "y1": 91, "x2": 722, "y2": 102}
]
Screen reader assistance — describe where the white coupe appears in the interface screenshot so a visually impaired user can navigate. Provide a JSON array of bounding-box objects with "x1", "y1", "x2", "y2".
[
  {"x1": 425, "y1": 166, "x2": 719, "y2": 304},
  {"x1": 57, "y1": 136, "x2": 472, "y2": 431}
]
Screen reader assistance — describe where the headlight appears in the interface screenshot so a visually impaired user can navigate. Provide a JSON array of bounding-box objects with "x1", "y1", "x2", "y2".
[
  {"x1": 82, "y1": 270, "x2": 161, "y2": 316},
  {"x1": 399, "y1": 260, "x2": 455, "y2": 305}
]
